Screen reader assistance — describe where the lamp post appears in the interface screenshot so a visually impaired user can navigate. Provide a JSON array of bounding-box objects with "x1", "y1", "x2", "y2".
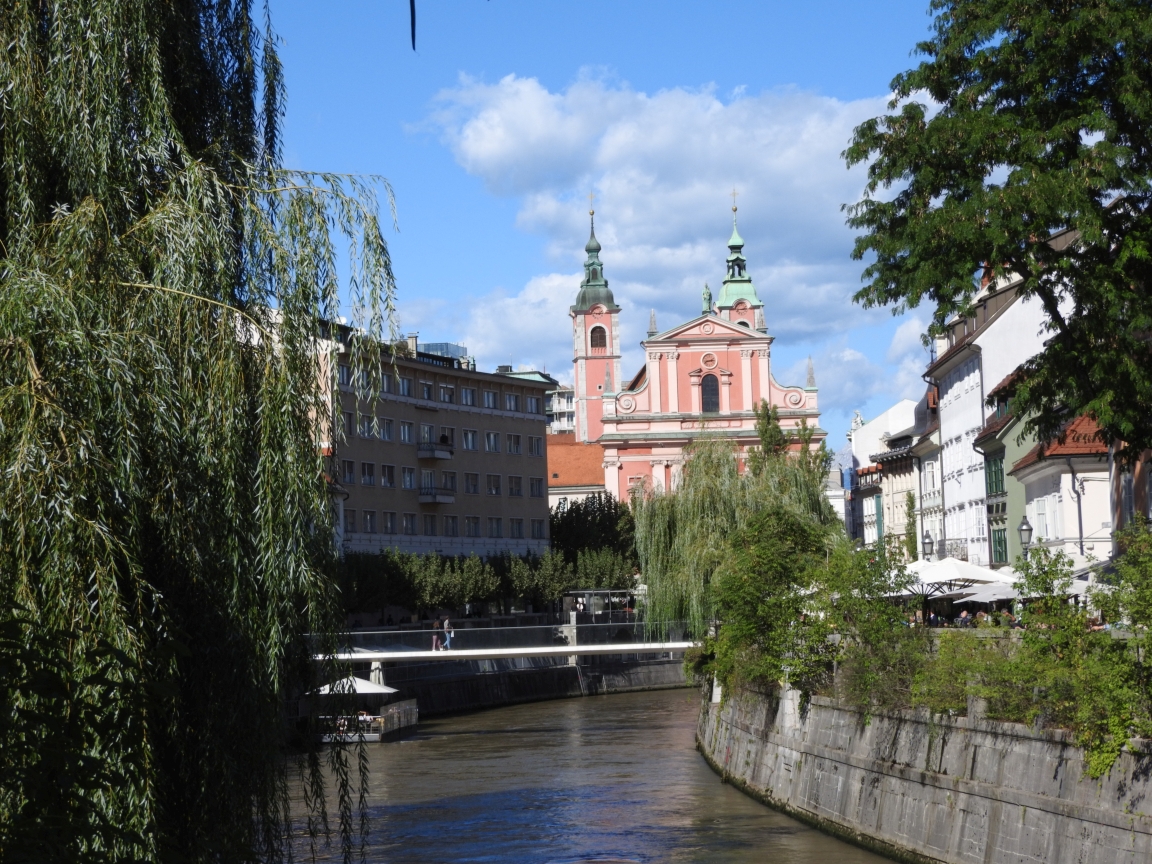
[
  {"x1": 922, "y1": 529, "x2": 934, "y2": 561},
  {"x1": 1018, "y1": 516, "x2": 1033, "y2": 561}
]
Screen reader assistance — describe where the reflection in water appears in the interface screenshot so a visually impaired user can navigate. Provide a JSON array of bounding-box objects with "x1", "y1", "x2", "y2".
[{"x1": 310, "y1": 688, "x2": 889, "y2": 863}]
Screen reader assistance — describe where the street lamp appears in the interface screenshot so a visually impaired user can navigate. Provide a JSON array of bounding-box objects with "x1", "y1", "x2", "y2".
[
  {"x1": 922, "y1": 529, "x2": 934, "y2": 561},
  {"x1": 1018, "y1": 516, "x2": 1033, "y2": 560}
]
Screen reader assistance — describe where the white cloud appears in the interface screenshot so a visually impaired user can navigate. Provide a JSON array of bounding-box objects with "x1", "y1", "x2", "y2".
[{"x1": 419, "y1": 72, "x2": 932, "y2": 444}]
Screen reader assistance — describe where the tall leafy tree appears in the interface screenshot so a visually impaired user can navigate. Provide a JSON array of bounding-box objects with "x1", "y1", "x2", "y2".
[
  {"x1": 845, "y1": 0, "x2": 1152, "y2": 459},
  {"x1": 1, "y1": 2, "x2": 395, "y2": 861}
]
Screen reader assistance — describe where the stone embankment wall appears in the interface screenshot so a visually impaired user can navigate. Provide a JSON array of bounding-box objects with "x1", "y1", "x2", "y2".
[
  {"x1": 697, "y1": 685, "x2": 1152, "y2": 864},
  {"x1": 397, "y1": 660, "x2": 686, "y2": 717}
]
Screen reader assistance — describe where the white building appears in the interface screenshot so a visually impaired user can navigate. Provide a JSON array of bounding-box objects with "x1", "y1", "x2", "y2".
[
  {"x1": 546, "y1": 386, "x2": 576, "y2": 435},
  {"x1": 847, "y1": 400, "x2": 918, "y2": 545}
]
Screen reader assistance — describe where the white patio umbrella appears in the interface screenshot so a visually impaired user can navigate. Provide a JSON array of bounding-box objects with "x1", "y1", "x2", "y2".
[{"x1": 314, "y1": 676, "x2": 397, "y2": 695}]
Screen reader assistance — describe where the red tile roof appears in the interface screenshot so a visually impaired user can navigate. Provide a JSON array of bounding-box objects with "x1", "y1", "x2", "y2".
[
  {"x1": 1010, "y1": 415, "x2": 1108, "y2": 474},
  {"x1": 988, "y1": 369, "x2": 1023, "y2": 400},
  {"x1": 546, "y1": 434, "x2": 606, "y2": 488}
]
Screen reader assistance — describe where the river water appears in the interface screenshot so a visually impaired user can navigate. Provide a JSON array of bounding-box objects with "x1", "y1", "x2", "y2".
[{"x1": 328, "y1": 688, "x2": 889, "y2": 864}]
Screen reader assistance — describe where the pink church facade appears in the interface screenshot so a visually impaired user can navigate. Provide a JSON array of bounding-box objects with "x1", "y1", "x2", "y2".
[{"x1": 571, "y1": 209, "x2": 824, "y2": 496}]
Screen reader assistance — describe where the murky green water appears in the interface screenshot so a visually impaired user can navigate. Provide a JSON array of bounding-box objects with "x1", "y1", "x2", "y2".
[{"x1": 318, "y1": 688, "x2": 889, "y2": 863}]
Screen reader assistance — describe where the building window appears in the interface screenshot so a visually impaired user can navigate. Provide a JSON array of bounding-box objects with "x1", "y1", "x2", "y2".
[
  {"x1": 464, "y1": 516, "x2": 481, "y2": 537},
  {"x1": 527, "y1": 396, "x2": 541, "y2": 414},
  {"x1": 363, "y1": 511, "x2": 377, "y2": 534},
  {"x1": 485, "y1": 432, "x2": 500, "y2": 453},
  {"x1": 420, "y1": 469, "x2": 435, "y2": 493},
  {"x1": 380, "y1": 372, "x2": 393, "y2": 394},
  {"x1": 488, "y1": 517, "x2": 503, "y2": 538},
  {"x1": 343, "y1": 509, "x2": 356, "y2": 534},
  {"x1": 529, "y1": 477, "x2": 544, "y2": 498},
  {"x1": 510, "y1": 518, "x2": 524, "y2": 539},
  {"x1": 531, "y1": 519, "x2": 546, "y2": 540},
  {"x1": 443, "y1": 515, "x2": 459, "y2": 537},
  {"x1": 508, "y1": 476, "x2": 523, "y2": 497},
  {"x1": 926, "y1": 460, "x2": 936, "y2": 490},
  {"x1": 483, "y1": 390, "x2": 498, "y2": 409},
  {"x1": 400, "y1": 422, "x2": 413, "y2": 444},
  {"x1": 528, "y1": 436, "x2": 543, "y2": 456},
  {"x1": 486, "y1": 474, "x2": 501, "y2": 496},
  {"x1": 420, "y1": 423, "x2": 435, "y2": 443},
  {"x1": 507, "y1": 434, "x2": 522, "y2": 455},
  {"x1": 590, "y1": 326, "x2": 607, "y2": 349},
  {"x1": 461, "y1": 388, "x2": 477, "y2": 406},
  {"x1": 400, "y1": 378, "x2": 412, "y2": 397},
  {"x1": 358, "y1": 414, "x2": 372, "y2": 437},
  {"x1": 421, "y1": 382, "x2": 434, "y2": 400},
  {"x1": 423, "y1": 514, "x2": 437, "y2": 536},
  {"x1": 440, "y1": 386, "x2": 455, "y2": 404},
  {"x1": 382, "y1": 512, "x2": 396, "y2": 534},
  {"x1": 875, "y1": 495, "x2": 884, "y2": 540},
  {"x1": 442, "y1": 471, "x2": 457, "y2": 491},
  {"x1": 402, "y1": 513, "x2": 417, "y2": 535},
  {"x1": 701, "y1": 374, "x2": 720, "y2": 413},
  {"x1": 1034, "y1": 496, "x2": 1048, "y2": 540},
  {"x1": 343, "y1": 411, "x2": 354, "y2": 438},
  {"x1": 341, "y1": 460, "x2": 355, "y2": 485},
  {"x1": 380, "y1": 418, "x2": 393, "y2": 441},
  {"x1": 338, "y1": 364, "x2": 352, "y2": 386},
  {"x1": 402, "y1": 467, "x2": 415, "y2": 490},
  {"x1": 463, "y1": 430, "x2": 478, "y2": 451},
  {"x1": 991, "y1": 528, "x2": 1008, "y2": 564},
  {"x1": 505, "y1": 393, "x2": 521, "y2": 412},
  {"x1": 464, "y1": 473, "x2": 480, "y2": 494},
  {"x1": 381, "y1": 464, "x2": 395, "y2": 488},
  {"x1": 439, "y1": 427, "x2": 455, "y2": 446},
  {"x1": 985, "y1": 456, "x2": 1005, "y2": 495},
  {"x1": 361, "y1": 463, "x2": 375, "y2": 486}
]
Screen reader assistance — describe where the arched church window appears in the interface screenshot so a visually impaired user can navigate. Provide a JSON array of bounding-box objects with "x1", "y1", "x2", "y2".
[
  {"x1": 591, "y1": 267, "x2": 599, "y2": 280},
  {"x1": 737, "y1": 320, "x2": 750, "y2": 327},
  {"x1": 590, "y1": 326, "x2": 607, "y2": 349},
  {"x1": 701, "y1": 374, "x2": 719, "y2": 413}
]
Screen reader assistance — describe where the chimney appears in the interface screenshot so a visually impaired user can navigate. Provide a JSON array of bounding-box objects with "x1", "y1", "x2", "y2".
[{"x1": 406, "y1": 332, "x2": 418, "y2": 355}]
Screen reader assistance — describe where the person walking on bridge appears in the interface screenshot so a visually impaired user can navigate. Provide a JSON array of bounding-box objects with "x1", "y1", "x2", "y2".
[
  {"x1": 443, "y1": 617, "x2": 454, "y2": 650},
  {"x1": 432, "y1": 618, "x2": 443, "y2": 651}
]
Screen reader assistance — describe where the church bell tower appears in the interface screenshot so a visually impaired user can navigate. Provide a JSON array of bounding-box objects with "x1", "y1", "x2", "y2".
[{"x1": 571, "y1": 207, "x2": 620, "y2": 443}]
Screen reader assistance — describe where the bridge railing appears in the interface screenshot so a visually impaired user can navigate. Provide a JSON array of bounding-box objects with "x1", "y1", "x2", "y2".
[{"x1": 339, "y1": 621, "x2": 689, "y2": 654}]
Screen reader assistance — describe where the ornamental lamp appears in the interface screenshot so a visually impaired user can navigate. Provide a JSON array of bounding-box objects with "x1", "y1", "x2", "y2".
[
  {"x1": 922, "y1": 530, "x2": 934, "y2": 560},
  {"x1": 1018, "y1": 516, "x2": 1033, "y2": 558}
]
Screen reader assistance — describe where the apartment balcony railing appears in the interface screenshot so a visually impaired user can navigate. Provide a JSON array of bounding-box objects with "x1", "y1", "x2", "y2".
[
  {"x1": 921, "y1": 489, "x2": 942, "y2": 510},
  {"x1": 418, "y1": 485, "x2": 456, "y2": 504},
  {"x1": 417, "y1": 441, "x2": 454, "y2": 460}
]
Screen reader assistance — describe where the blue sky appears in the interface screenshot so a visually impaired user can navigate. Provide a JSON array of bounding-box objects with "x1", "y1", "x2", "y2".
[{"x1": 273, "y1": 0, "x2": 940, "y2": 450}]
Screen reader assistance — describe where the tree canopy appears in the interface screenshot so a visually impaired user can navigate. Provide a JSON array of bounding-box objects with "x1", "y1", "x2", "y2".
[
  {"x1": 845, "y1": 0, "x2": 1152, "y2": 459},
  {"x1": 1, "y1": 2, "x2": 394, "y2": 860}
]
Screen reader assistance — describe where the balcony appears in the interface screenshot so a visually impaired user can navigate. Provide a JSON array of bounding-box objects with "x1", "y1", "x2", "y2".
[
  {"x1": 417, "y1": 441, "x2": 454, "y2": 460},
  {"x1": 418, "y1": 485, "x2": 456, "y2": 504}
]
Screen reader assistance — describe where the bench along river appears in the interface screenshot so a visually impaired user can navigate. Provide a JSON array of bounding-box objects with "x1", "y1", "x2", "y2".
[{"x1": 303, "y1": 688, "x2": 890, "y2": 863}]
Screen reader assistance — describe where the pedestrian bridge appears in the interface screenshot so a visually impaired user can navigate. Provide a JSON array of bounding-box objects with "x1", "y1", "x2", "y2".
[{"x1": 323, "y1": 621, "x2": 695, "y2": 668}]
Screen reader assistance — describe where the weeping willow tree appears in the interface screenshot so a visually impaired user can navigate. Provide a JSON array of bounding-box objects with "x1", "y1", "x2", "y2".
[
  {"x1": 633, "y1": 402, "x2": 836, "y2": 638},
  {"x1": 1, "y1": 2, "x2": 396, "y2": 861}
]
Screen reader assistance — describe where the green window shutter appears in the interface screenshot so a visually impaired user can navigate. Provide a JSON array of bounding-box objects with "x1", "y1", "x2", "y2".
[{"x1": 875, "y1": 495, "x2": 884, "y2": 539}]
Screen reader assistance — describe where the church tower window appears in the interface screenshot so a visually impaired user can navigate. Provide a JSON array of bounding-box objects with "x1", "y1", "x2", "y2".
[
  {"x1": 701, "y1": 374, "x2": 720, "y2": 413},
  {"x1": 590, "y1": 326, "x2": 607, "y2": 349}
]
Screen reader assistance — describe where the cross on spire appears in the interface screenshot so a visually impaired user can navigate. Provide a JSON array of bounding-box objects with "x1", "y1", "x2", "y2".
[
  {"x1": 730, "y1": 187, "x2": 739, "y2": 212},
  {"x1": 588, "y1": 190, "x2": 595, "y2": 216}
]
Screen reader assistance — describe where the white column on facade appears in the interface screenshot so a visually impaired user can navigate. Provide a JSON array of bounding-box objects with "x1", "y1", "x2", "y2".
[
  {"x1": 757, "y1": 349, "x2": 771, "y2": 402},
  {"x1": 648, "y1": 351, "x2": 662, "y2": 414},
  {"x1": 666, "y1": 352, "x2": 680, "y2": 414},
  {"x1": 690, "y1": 374, "x2": 701, "y2": 414},
  {"x1": 740, "y1": 350, "x2": 753, "y2": 411},
  {"x1": 720, "y1": 373, "x2": 732, "y2": 413}
]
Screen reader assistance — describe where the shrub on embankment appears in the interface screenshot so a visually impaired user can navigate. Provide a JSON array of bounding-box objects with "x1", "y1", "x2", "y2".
[{"x1": 636, "y1": 403, "x2": 1152, "y2": 776}]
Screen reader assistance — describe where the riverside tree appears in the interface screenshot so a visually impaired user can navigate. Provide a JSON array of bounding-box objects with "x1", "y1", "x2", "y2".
[
  {"x1": 1, "y1": 2, "x2": 396, "y2": 861},
  {"x1": 844, "y1": 0, "x2": 1152, "y2": 460}
]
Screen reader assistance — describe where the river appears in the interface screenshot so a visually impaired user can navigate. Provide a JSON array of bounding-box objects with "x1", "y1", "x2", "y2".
[{"x1": 321, "y1": 688, "x2": 890, "y2": 863}]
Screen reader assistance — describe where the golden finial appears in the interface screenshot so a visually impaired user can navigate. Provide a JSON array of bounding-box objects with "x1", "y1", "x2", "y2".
[
  {"x1": 731, "y1": 187, "x2": 739, "y2": 213},
  {"x1": 588, "y1": 190, "x2": 595, "y2": 217}
]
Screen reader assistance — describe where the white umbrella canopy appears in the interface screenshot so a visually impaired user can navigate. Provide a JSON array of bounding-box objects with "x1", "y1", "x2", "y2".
[
  {"x1": 906, "y1": 557, "x2": 1018, "y2": 586},
  {"x1": 314, "y1": 676, "x2": 397, "y2": 695}
]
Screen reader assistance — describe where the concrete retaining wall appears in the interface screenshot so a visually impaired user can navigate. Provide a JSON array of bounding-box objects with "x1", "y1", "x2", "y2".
[
  {"x1": 396, "y1": 660, "x2": 686, "y2": 717},
  {"x1": 697, "y1": 685, "x2": 1152, "y2": 864}
]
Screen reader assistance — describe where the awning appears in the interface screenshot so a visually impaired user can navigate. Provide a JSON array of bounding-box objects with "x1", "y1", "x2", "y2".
[{"x1": 314, "y1": 676, "x2": 397, "y2": 695}]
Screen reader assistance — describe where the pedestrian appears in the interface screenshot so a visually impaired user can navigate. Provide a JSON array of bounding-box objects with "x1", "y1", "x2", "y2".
[
  {"x1": 928, "y1": 611, "x2": 939, "y2": 628},
  {"x1": 432, "y1": 617, "x2": 442, "y2": 651},
  {"x1": 443, "y1": 616, "x2": 454, "y2": 649}
]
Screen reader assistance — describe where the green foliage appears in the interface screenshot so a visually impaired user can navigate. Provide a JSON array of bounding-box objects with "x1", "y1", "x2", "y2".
[
  {"x1": 635, "y1": 404, "x2": 837, "y2": 639},
  {"x1": 1, "y1": 1, "x2": 397, "y2": 859},
  {"x1": 549, "y1": 492, "x2": 636, "y2": 565},
  {"x1": 844, "y1": 0, "x2": 1152, "y2": 460},
  {"x1": 903, "y1": 491, "x2": 918, "y2": 562}
]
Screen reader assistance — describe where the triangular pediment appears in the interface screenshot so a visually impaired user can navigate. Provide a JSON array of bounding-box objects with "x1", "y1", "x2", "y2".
[{"x1": 649, "y1": 314, "x2": 770, "y2": 343}]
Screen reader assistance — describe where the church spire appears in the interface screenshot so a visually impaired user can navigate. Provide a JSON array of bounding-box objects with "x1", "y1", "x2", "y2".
[
  {"x1": 716, "y1": 198, "x2": 763, "y2": 311},
  {"x1": 572, "y1": 205, "x2": 618, "y2": 312},
  {"x1": 648, "y1": 309, "x2": 658, "y2": 338}
]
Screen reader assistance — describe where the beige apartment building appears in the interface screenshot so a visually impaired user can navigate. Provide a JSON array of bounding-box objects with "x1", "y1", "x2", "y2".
[{"x1": 332, "y1": 340, "x2": 551, "y2": 556}]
